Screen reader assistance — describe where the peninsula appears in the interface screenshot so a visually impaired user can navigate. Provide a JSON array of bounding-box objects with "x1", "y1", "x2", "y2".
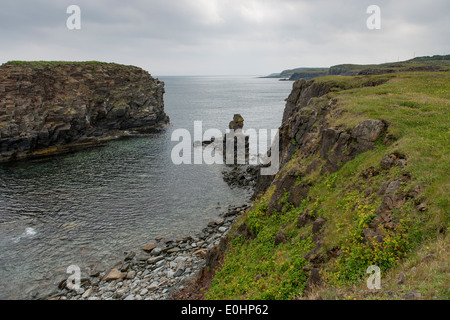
[{"x1": 0, "y1": 61, "x2": 169, "y2": 162}]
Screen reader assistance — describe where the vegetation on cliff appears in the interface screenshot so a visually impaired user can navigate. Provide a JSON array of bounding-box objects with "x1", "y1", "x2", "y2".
[{"x1": 205, "y1": 67, "x2": 449, "y2": 300}]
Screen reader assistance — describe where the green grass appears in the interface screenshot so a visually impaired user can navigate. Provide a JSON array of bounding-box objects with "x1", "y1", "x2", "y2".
[
  {"x1": 279, "y1": 67, "x2": 329, "y2": 78},
  {"x1": 268, "y1": 55, "x2": 450, "y2": 79},
  {"x1": 206, "y1": 194, "x2": 314, "y2": 300},
  {"x1": 206, "y1": 69, "x2": 449, "y2": 300},
  {"x1": 311, "y1": 235, "x2": 449, "y2": 300},
  {"x1": 329, "y1": 55, "x2": 450, "y2": 75},
  {"x1": 327, "y1": 72, "x2": 449, "y2": 204},
  {"x1": 4, "y1": 60, "x2": 115, "y2": 67}
]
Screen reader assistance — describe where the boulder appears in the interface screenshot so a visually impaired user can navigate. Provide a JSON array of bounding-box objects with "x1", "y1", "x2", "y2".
[
  {"x1": 312, "y1": 218, "x2": 326, "y2": 234},
  {"x1": 380, "y1": 153, "x2": 407, "y2": 170},
  {"x1": 233, "y1": 223, "x2": 256, "y2": 240},
  {"x1": 297, "y1": 212, "x2": 313, "y2": 228},
  {"x1": 147, "y1": 256, "x2": 165, "y2": 265},
  {"x1": 124, "y1": 251, "x2": 136, "y2": 261},
  {"x1": 274, "y1": 229, "x2": 287, "y2": 246},
  {"x1": 288, "y1": 183, "x2": 310, "y2": 207},
  {"x1": 351, "y1": 119, "x2": 386, "y2": 142},
  {"x1": 304, "y1": 268, "x2": 322, "y2": 292},
  {"x1": 380, "y1": 155, "x2": 395, "y2": 170},
  {"x1": 102, "y1": 269, "x2": 124, "y2": 281},
  {"x1": 193, "y1": 249, "x2": 208, "y2": 258},
  {"x1": 141, "y1": 244, "x2": 156, "y2": 253},
  {"x1": 174, "y1": 261, "x2": 186, "y2": 277},
  {"x1": 320, "y1": 119, "x2": 388, "y2": 173},
  {"x1": 151, "y1": 247, "x2": 163, "y2": 256},
  {"x1": 218, "y1": 226, "x2": 227, "y2": 233}
]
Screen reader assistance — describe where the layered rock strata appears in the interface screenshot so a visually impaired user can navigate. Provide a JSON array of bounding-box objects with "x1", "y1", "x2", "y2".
[{"x1": 0, "y1": 61, "x2": 169, "y2": 162}]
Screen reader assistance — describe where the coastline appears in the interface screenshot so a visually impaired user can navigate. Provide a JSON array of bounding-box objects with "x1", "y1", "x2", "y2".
[
  {"x1": 0, "y1": 125, "x2": 169, "y2": 164},
  {"x1": 37, "y1": 123, "x2": 260, "y2": 300},
  {"x1": 52, "y1": 202, "x2": 251, "y2": 300},
  {"x1": 1, "y1": 70, "x2": 283, "y2": 300},
  {"x1": 0, "y1": 61, "x2": 170, "y2": 164}
]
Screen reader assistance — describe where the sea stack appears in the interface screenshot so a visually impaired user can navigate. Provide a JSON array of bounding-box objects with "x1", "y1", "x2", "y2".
[
  {"x1": 224, "y1": 114, "x2": 249, "y2": 164},
  {"x1": 228, "y1": 114, "x2": 244, "y2": 131}
]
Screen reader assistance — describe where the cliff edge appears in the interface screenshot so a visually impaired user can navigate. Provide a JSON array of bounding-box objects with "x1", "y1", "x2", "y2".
[
  {"x1": 190, "y1": 68, "x2": 449, "y2": 300},
  {"x1": 0, "y1": 61, "x2": 169, "y2": 162}
]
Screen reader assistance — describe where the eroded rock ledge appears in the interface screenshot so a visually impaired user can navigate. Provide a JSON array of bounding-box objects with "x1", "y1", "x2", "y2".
[{"x1": 0, "y1": 61, "x2": 169, "y2": 162}]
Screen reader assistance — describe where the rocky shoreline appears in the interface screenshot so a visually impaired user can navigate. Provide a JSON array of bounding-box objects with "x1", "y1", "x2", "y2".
[
  {"x1": 221, "y1": 164, "x2": 259, "y2": 189},
  {"x1": 52, "y1": 204, "x2": 250, "y2": 300},
  {"x1": 46, "y1": 114, "x2": 257, "y2": 300}
]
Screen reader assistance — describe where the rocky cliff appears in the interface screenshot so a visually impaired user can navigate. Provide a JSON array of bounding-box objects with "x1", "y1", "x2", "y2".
[
  {"x1": 252, "y1": 76, "x2": 389, "y2": 199},
  {"x1": 0, "y1": 61, "x2": 169, "y2": 162},
  {"x1": 200, "y1": 68, "x2": 449, "y2": 300}
]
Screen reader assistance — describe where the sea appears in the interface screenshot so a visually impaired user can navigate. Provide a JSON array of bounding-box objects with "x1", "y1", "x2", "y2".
[{"x1": 0, "y1": 75, "x2": 293, "y2": 299}]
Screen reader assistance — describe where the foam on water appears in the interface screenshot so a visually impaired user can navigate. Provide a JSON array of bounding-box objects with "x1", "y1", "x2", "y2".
[{"x1": 24, "y1": 227, "x2": 37, "y2": 236}]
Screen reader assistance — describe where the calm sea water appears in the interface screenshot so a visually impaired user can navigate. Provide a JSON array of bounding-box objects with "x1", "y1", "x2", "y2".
[{"x1": 0, "y1": 76, "x2": 292, "y2": 299}]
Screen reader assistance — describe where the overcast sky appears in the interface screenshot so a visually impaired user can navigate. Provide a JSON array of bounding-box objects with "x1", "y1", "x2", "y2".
[{"x1": 0, "y1": 0, "x2": 449, "y2": 75}]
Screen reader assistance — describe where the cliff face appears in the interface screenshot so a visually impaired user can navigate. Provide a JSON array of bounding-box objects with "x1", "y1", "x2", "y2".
[
  {"x1": 255, "y1": 77, "x2": 391, "y2": 234},
  {"x1": 253, "y1": 77, "x2": 389, "y2": 199},
  {"x1": 0, "y1": 61, "x2": 169, "y2": 162},
  {"x1": 288, "y1": 71, "x2": 329, "y2": 81},
  {"x1": 205, "y1": 69, "x2": 449, "y2": 300}
]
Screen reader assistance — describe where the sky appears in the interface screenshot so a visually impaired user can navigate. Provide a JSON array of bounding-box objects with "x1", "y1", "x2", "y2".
[{"x1": 0, "y1": 0, "x2": 449, "y2": 76}]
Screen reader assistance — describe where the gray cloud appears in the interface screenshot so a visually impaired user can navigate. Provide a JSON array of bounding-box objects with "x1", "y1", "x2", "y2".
[{"x1": 0, "y1": 0, "x2": 448, "y2": 75}]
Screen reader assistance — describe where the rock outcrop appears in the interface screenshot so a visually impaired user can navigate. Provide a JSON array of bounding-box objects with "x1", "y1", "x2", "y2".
[
  {"x1": 253, "y1": 78, "x2": 389, "y2": 199},
  {"x1": 0, "y1": 61, "x2": 169, "y2": 162},
  {"x1": 228, "y1": 114, "x2": 244, "y2": 131},
  {"x1": 182, "y1": 62, "x2": 447, "y2": 301}
]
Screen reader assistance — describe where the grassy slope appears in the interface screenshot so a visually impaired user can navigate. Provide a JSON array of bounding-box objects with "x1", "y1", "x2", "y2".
[
  {"x1": 5, "y1": 60, "x2": 113, "y2": 66},
  {"x1": 206, "y1": 70, "x2": 449, "y2": 300},
  {"x1": 330, "y1": 55, "x2": 450, "y2": 74}
]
